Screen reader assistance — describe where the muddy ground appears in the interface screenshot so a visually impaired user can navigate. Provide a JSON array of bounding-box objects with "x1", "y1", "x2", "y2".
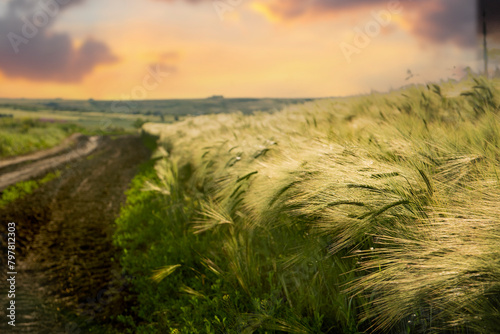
[{"x1": 0, "y1": 135, "x2": 151, "y2": 333}]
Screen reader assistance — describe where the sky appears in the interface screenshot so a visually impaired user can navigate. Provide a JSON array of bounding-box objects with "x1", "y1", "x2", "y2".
[{"x1": 0, "y1": 0, "x2": 496, "y2": 99}]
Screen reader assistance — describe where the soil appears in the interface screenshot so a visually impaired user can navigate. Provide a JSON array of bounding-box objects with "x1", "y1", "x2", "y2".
[{"x1": 0, "y1": 135, "x2": 151, "y2": 333}]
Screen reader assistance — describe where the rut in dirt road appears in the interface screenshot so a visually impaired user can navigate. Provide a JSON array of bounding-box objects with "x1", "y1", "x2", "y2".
[{"x1": 0, "y1": 135, "x2": 151, "y2": 333}]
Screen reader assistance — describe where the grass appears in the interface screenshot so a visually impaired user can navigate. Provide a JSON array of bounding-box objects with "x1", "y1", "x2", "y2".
[
  {"x1": 0, "y1": 171, "x2": 60, "y2": 208},
  {"x1": 0, "y1": 118, "x2": 86, "y2": 158},
  {"x1": 114, "y1": 77, "x2": 500, "y2": 333}
]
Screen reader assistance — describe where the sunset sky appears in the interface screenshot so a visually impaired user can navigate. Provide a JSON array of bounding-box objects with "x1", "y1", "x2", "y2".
[{"x1": 0, "y1": 0, "x2": 497, "y2": 99}]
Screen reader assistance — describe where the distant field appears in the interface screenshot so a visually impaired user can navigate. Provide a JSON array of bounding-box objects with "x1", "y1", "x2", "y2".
[
  {"x1": 0, "y1": 108, "x2": 164, "y2": 131},
  {"x1": 0, "y1": 96, "x2": 315, "y2": 134},
  {"x1": 0, "y1": 96, "x2": 316, "y2": 161},
  {"x1": 0, "y1": 107, "x2": 160, "y2": 158},
  {"x1": 0, "y1": 97, "x2": 314, "y2": 117}
]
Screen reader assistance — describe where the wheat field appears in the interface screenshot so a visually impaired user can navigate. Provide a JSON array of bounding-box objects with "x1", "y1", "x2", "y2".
[{"x1": 127, "y1": 78, "x2": 500, "y2": 333}]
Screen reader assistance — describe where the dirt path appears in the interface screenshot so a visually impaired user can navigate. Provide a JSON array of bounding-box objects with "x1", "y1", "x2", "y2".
[
  {"x1": 0, "y1": 133, "x2": 85, "y2": 171},
  {"x1": 0, "y1": 135, "x2": 151, "y2": 333},
  {"x1": 0, "y1": 135, "x2": 100, "y2": 191}
]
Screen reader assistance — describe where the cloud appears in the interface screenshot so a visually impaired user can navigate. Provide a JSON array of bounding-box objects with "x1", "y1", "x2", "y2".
[
  {"x1": 409, "y1": 0, "x2": 477, "y2": 47},
  {"x1": 153, "y1": 52, "x2": 179, "y2": 75},
  {"x1": 251, "y1": 0, "x2": 478, "y2": 48},
  {"x1": 159, "y1": 51, "x2": 180, "y2": 62},
  {"x1": 0, "y1": 0, "x2": 118, "y2": 83},
  {"x1": 253, "y1": 0, "x2": 388, "y2": 20}
]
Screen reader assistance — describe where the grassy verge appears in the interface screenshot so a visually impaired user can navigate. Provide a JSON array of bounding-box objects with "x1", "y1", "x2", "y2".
[
  {"x1": 114, "y1": 78, "x2": 500, "y2": 333},
  {"x1": 0, "y1": 118, "x2": 85, "y2": 158},
  {"x1": 0, "y1": 171, "x2": 60, "y2": 208},
  {"x1": 0, "y1": 117, "x2": 134, "y2": 159}
]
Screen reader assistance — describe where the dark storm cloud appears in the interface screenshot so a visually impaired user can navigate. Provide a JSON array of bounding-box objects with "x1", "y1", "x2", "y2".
[
  {"x1": 248, "y1": 0, "x2": 478, "y2": 48},
  {"x1": 0, "y1": 0, "x2": 117, "y2": 83},
  {"x1": 479, "y1": 0, "x2": 500, "y2": 42},
  {"x1": 411, "y1": 0, "x2": 477, "y2": 47}
]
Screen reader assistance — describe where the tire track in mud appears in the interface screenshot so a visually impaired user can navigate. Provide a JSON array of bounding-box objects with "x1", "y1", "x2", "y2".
[{"x1": 0, "y1": 135, "x2": 151, "y2": 333}]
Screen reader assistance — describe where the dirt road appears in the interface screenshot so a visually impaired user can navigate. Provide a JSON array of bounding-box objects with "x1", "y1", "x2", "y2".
[
  {"x1": 0, "y1": 134, "x2": 101, "y2": 191},
  {"x1": 0, "y1": 135, "x2": 151, "y2": 333},
  {"x1": 0, "y1": 133, "x2": 86, "y2": 171}
]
